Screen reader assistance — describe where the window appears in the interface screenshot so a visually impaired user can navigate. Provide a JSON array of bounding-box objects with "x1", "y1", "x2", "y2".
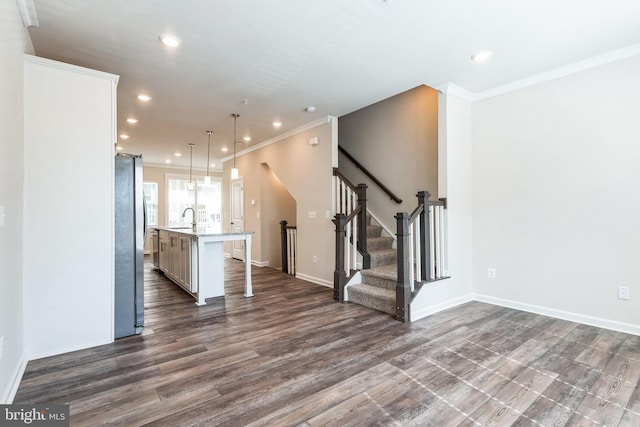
[
  {"x1": 143, "y1": 182, "x2": 158, "y2": 226},
  {"x1": 166, "y1": 174, "x2": 221, "y2": 227}
]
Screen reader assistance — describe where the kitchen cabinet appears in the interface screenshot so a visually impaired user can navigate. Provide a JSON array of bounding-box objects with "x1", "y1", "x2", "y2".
[
  {"x1": 151, "y1": 226, "x2": 253, "y2": 305},
  {"x1": 158, "y1": 230, "x2": 169, "y2": 273},
  {"x1": 168, "y1": 234, "x2": 179, "y2": 282},
  {"x1": 178, "y1": 235, "x2": 192, "y2": 291},
  {"x1": 157, "y1": 229, "x2": 195, "y2": 293}
]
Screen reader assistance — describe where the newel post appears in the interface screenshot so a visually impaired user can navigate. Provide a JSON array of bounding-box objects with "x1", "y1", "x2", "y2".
[
  {"x1": 280, "y1": 220, "x2": 288, "y2": 274},
  {"x1": 356, "y1": 183, "x2": 370, "y2": 269},
  {"x1": 416, "y1": 191, "x2": 431, "y2": 281},
  {"x1": 396, "y1": 212, "x2": 411, "y2": 322},
  {"x1": 333, "y1": 214, "x2": 347, "y2": 302}
]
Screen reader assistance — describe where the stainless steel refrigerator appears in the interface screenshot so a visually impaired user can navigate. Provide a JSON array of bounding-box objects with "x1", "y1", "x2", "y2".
[{"x1": 114, "y1": 153, "x2": 145, "y2": 338}]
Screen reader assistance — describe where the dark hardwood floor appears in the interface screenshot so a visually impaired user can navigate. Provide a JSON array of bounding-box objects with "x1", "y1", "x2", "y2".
[{"x1": 15, "y1": 260, "x2": 640, "y2": 426}]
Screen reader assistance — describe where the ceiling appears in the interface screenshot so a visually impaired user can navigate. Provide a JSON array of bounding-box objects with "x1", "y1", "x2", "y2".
[{"x1": 27, "y1": 0, "x2": 640, "y2": 170}]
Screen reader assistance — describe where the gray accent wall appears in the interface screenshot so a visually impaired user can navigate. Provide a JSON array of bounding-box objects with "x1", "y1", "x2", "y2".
[{"x1": 338, "y1": 85, "x2": 439, "y2": 230}]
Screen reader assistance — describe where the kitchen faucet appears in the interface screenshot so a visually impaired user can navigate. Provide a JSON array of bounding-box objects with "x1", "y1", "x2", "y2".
[{"x1": 181, "y1": 207, "x2": 197, "y2": 232}]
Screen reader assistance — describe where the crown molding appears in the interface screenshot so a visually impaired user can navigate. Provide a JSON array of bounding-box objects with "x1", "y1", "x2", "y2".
[
  {"x1": 24, "y1": 54, "x2": 119, "y2": 85},
  {"x1": 17, "y1": 0, "x2": 38, "y2": 27},
  {"x1": 220, "y1": 116, "x2": 334, "y2": 162},
  {"x1": 474, "y1": 43, "x2": 640, "y2": 101},
  {"x1": 435, "y1": 83, "x2": 475, "y2": 102},
  {"x1": 438, "y1": 42, "x2": 640, "y2": 103},
  {"x1": 143, "y1": 162, "x2": 222, "y2": 174}
]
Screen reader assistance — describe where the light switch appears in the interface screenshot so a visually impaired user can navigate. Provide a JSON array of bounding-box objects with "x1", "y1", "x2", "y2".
[
  {"x1": 0, "y1": 206, "x2": 5, "y2": 228},
  {"x1": 308, "y1": 211, "x2": 317, "y2": 219}
]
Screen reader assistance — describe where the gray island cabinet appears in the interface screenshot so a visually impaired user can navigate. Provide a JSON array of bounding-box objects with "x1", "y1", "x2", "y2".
[{"x1": 152, "y1": 226, "x2": 253, "y2": 305}]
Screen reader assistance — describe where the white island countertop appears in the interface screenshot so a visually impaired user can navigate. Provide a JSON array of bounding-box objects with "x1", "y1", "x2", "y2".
[
  {"x1": 152, "y1": 225, "x2": 254, "y2": 238},
  {"x1": 151, "y1": 225, "x2": 253, "y2": 304}
]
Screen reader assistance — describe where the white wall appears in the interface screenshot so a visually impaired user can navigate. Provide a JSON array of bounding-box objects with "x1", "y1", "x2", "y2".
[
  {"x1": 0, "y1": 0, "x2": 29, "y2": 404},
  {"x1": 471, "y1": 55, "x2": 640, "y2": 333},
  {"x1": 410, "y1": 91, "x2": 474, "y2": 320},
  {"x1": 223, "y1": 118, "x2": 336, "y2": 286},
  {"x1": 23, "y1": 56, "x2": 118, "y2": 359}
]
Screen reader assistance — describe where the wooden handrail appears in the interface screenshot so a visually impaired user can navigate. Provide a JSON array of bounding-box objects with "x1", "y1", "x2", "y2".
[
  {"x1": 333, "y1": 168, "x2": 358, "y2": 192},
  {"x1": 338, "y1": 146, "x2": 402, "y2": 204}
]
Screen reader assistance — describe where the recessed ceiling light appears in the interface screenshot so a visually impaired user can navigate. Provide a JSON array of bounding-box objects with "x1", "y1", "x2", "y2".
[
  {"x1": 159, "y1": 34, "x2": 181, "y2": 47},
  {"x1": 174, "y1": 152, "x2": 182, "y2": 157},
  {"x1": 273, "y1": 121, "x2": 282, "y2": 128},
  {"x1": 471, "y1": 50, "x2": 493, "y2": 63},
  {"x1": 305, "y1": 106, "x2": 316, "y2": 113},
  {"x1": 137, "y1": 94, "x2": 152, "y2": 102},
  {"x1": 221, "y1": 147, "x2": 228, "y2": 152},
  {"x1": 126, "y1": 118, "x2": 139, "y2": 124},
  {"x1": 119, "y1": 134, "x2": 129, "y2": 139},
  {"x1": 165, "y1": 159, "x2": 171, "y2": 164},
  {"x1": 243, "y1": 136, "x2": 251, "y2": 142},
  {"x1": 116, "y1": 146, "x2": 123, "y2": 151}
]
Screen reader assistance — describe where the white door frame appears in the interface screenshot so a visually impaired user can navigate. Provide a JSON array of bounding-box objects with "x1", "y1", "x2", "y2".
[{"x1": 230, "y1": 178, "x2": 245, "y2": 260}]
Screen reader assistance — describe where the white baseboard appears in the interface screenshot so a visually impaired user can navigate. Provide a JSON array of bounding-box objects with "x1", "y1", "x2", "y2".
[
  {"x1": 2, "y1": 350, "x2": 28, "y2": 404},
  {"x1": 295, "y1": 272, "x2": 333, "y2": 288},
  {"x1": 411, "y1": 293, "x2": 474, "y2": 322},
  {"x1": 222, "y1": 253, "x2": 267, "y2": 267},
  {"x1": 474, "y1": 294, "x2": 640, "y2": 336}
]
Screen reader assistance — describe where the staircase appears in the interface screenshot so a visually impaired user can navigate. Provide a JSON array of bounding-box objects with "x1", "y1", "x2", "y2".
[
  {"x1": 346, "y1": 216, "x2": 397, "y2": 315},
  {"x1": 332, "y1": 164, "x2": 449, "y2": 322}
]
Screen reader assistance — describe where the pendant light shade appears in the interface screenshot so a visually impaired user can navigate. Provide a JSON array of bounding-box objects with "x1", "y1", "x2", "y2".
[
  {"x1": 204, "y1": 130, "x2": 213, "y2": 184},
  {"x1": 231, "y1": 113, "x2": 239, "y2": 180},
  {"x1": 187, "y1": 143, "x2": 195, "y2": 190}
]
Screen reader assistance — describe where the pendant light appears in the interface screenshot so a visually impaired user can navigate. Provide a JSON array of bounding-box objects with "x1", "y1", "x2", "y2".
[
  {"x1": 204, "y1": 130, "x2": 213, "y2": 184},
  {"x1": 187, "y1": 143, "x2": 195, "y2": 190},
  {"x1": 231, "y1": 113, "x2": 239, "y2": 180}
]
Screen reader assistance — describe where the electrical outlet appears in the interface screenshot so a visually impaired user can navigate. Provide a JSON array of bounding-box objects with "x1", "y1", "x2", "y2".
[
  {"x1": 618, "y1": 286, "x2": 630, "y2": 300},
  {"x1": 312, "y1": 255, "x2": 318, "y2": 264},
  {"x1": 487, "y1": 268, "x2": 496, "y2": 279}
]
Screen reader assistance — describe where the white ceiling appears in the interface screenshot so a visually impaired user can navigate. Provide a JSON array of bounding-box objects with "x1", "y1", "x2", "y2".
[{"x1": 27, "y1": 0, "x2": 640, "y2": 169}]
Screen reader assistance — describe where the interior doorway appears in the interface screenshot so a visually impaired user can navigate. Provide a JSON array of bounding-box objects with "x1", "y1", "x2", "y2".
[{"x1": 230, "y1": 178, "x2": 244, "y2": 260}]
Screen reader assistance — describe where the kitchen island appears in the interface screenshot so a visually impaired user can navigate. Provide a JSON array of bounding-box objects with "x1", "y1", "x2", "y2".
[{"x1": 151, "y1": 226, "x2": 253, "y2": 305}]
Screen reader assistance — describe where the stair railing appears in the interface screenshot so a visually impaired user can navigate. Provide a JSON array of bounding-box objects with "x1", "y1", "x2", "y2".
[
  {"x1": 339, "y1": 145, "x2": 402, "y2": 204},
  {"x1": 396, "y1": 191, "x2": 449, "y2": 322},
  {"x1": 333, "y1": 168, "x2": 369, "y2": 302},
  {"x1": 280, "y1": 220, "x2": 297, "y2": 275}
]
